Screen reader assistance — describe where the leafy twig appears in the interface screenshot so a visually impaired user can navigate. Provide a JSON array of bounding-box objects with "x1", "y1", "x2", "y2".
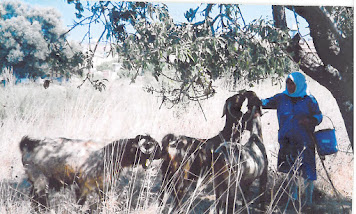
[
  {"x1": 77, "y1": 73, "x2": 108, "y2": 92},
  {"x1": 237, "y1": 5, "x2": 246, "y2": 28},
  {"x1": 192, "y1": 83, "x2": 207, "y2": 121}
]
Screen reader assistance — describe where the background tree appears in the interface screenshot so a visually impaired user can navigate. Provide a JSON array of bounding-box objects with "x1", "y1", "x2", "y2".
[
  {"x1": 67, "y1": 2, "x2": 353, "y2": 147},
  {"x1": 0, "y1": 1, "x2": 84, "y2": 78},
  {"x1": 273, "y1": 6, "x2": 353, "y2": 149}
]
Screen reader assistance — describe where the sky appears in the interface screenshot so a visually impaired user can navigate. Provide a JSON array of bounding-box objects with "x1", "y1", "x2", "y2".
[{"x1": 20, "y1": 0, "x2": 314, "y2": 42}]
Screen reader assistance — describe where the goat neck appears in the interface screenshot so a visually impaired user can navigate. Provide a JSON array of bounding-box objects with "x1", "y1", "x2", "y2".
[
  {"x1": 220, "y1": 93, "x2": 247, "y2": 142},
  {"x1": 220, "y1": 115, "x2": 243, "y2": 142},
  {"x1": 243, "y1": 91, "x2": 263, "y2": 139},
  {"x1": 246, "y1": 106, "x2": 263, "y2": 140}
]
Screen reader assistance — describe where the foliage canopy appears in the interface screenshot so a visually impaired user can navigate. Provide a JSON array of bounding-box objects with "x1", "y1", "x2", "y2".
[{"x1": 67, "y1": 1, "x2": 296, "y2": 105}]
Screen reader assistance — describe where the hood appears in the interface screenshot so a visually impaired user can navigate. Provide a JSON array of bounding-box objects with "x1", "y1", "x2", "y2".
[{"x1": 283, "y1": 72, "x2": 310, "y2": 98}]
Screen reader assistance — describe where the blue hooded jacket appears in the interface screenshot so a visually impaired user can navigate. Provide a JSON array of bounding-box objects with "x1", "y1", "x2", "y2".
[{"x1": 262, "y1": 72, "x2": 322, "y2": 180}]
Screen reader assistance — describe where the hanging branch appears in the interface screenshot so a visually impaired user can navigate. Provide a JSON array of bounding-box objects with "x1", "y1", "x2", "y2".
[
  {"x1": 237, "y1": 5, "x2": 246, "y2": 28},
  {"x1": 93, "y1": 28, "x2": 107, "y2": 54},
  {"x1": 292, "y1": 7, "x2": 321, "y2": 62},
  {"x1": 77, "y1": 73, "x2": 108, "y2": 92},
  {"x1": 192, "y1": 83, "x2": 207, "y2": 121},
  {"x1": 61, "y1": 16, "x2": 92, "y2": 38}
]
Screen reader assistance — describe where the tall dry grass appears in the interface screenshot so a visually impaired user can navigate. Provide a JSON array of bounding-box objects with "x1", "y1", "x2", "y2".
[{"x1": 0, "y1": 68, "x2": 352, "y2": 213}]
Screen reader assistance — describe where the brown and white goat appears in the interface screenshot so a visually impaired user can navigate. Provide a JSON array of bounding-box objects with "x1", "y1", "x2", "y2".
[
  {"x1": 19, "y1": 135, "x2": 161, "y2": 211},
  {"x1": 213, "y1": 91, "x2": 268, "y2": 213},
  {"x1": 159, "y1": 91, "x2": 250, "y2": 211}
]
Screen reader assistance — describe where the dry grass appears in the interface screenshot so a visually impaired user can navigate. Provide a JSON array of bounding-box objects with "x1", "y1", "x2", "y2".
[{"x1": 0, "y1": 68, "x2": 352, "y2": 213}]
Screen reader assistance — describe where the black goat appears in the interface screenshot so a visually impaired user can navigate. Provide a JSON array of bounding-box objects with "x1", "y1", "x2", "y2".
[
  {"x1": 213, "y1": 91, "x2": 268, "y2": 213},
  {"x1": 159, "y1": 91, "x2": 250, "y2": 211}
]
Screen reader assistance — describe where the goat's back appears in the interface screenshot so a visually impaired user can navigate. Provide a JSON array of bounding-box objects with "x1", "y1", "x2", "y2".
[
  {"x1": 161, "y1": 134, "x2": 211, "y2": 179},
  {"x1": 20, "y1": 136, "x2": 103, "y2": 183},
  {"x1": 214, "y1": 134, "x2": 267, "y2": 183}
]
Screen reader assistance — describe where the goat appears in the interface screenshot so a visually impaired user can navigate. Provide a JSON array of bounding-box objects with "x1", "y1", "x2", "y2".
[
  {"x1": 19, "y1": 135, "x2": 161, "y2": 211},
  {"x1": 159, "y1": 91, "x2": 250, "y2": 211},
  {"x1": 160, "y1": 134, "x2": 211, "y2": 210},
  {"x1": 213, "y1": 91, "x2": 268, "y2": 213}
]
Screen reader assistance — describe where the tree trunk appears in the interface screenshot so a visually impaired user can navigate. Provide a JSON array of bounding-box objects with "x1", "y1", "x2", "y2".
[
  {"x1": 273, "y1": 6, "x2": 354, "y2": 150},
  {"x1": 272, "y1": 5, "x2": 287, "y2": 29},
  {"x1": 287, "y1": 34, "x2": 353, "y2": 150}
]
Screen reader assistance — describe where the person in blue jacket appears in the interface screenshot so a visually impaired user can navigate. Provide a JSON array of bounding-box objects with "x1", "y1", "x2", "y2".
[{"x1": 262, "y1": 71, "x2": 322, "y2": 208}]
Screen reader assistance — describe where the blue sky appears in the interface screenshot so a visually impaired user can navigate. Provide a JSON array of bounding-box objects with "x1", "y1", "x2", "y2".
[{"x1": 22, "y1": 0, "x2": 310, "y2": 42}]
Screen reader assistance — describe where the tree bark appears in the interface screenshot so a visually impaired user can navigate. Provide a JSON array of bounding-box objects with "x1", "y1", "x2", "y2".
[
  {"x1": 273, "y1": 6, "x2": 354, "y2": 150},
  {"x1": 286, "y1": 6, "x2": 353, "y2": 75},
  {"x1": 272, "y1": 6, "x2": 287, "y2": 29},
  {"x1": 287, "y1": 34, "x2": 353, "y2": 150}
]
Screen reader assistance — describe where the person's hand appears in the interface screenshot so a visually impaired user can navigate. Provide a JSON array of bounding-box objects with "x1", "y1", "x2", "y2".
[
  {"x1": 299, "y1": 116, "x2": 317, "y2": 129},
  {"x1": 299, "y1": 117, "x2": 311, "y2": 126}
]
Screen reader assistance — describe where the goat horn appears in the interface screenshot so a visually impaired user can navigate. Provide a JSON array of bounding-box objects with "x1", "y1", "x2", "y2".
[
  {"x1": 146, "y1": 141, "x2": 156, "y2": 154},
  {"x1": 138, "y1": 139, "x2": 149, "y2": 154},
  {"x1": 139, "y1": 139, "x2": 156, "y2": 155},
  {"x1": 138, "y1": 138, "x2": 145, "y2": 147},
  {"x1": 147, "y1": 145, "x2": 155, "y2": 154}
]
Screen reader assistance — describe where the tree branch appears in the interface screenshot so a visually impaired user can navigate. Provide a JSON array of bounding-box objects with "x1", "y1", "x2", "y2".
[
  {"x1": 285, "y1": 6, "x2": 353, "y2": 74},
  {"x1": 272, "y1": 5, "x2": 287, "y2": 29},
  {"x1": 237, "y1": 5, "x2": 246, "y2": 28},
  {"x1": 287, "y1": 33, "x2": 353, "y2": 150}
]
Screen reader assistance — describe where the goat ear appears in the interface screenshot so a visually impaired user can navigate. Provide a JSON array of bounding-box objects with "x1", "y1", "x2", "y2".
[
  {"x1": 162, "y1": 134, "x2": 175, "y2": 148},
  {"x1": 135, "y1": 135, "x2": 142, "y2": 141},
  {"x1": 222, "y1": 94, "x2": 243, "y2": 118}
]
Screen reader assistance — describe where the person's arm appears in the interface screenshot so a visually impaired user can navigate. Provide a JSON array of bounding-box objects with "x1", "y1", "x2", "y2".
[
  {"x1": 309, "y1": 95, "x2": 323, "y2": 125},
  {"x1": 261, "y1": 94, "x2": 280, "y2": 110},
  {"x1": 299, "y1": 95, "x2": 323, "y2": 128}
]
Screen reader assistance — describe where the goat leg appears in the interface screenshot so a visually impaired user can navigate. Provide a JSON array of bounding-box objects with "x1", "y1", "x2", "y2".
[
  {"x1": 75, "y1": 187, "x2": 87, "y2": 206},
  {"x1": 31, "y1": 186, "x2": 49, "y2": 212},
  {"x1": 259, "y1": 167, "x2": 268, "y2": 211}
]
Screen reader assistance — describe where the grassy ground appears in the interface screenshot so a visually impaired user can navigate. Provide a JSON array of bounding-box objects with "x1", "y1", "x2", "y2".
[{"x1": 0, "y1": 70, "x2": 352, "y2": 213}]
